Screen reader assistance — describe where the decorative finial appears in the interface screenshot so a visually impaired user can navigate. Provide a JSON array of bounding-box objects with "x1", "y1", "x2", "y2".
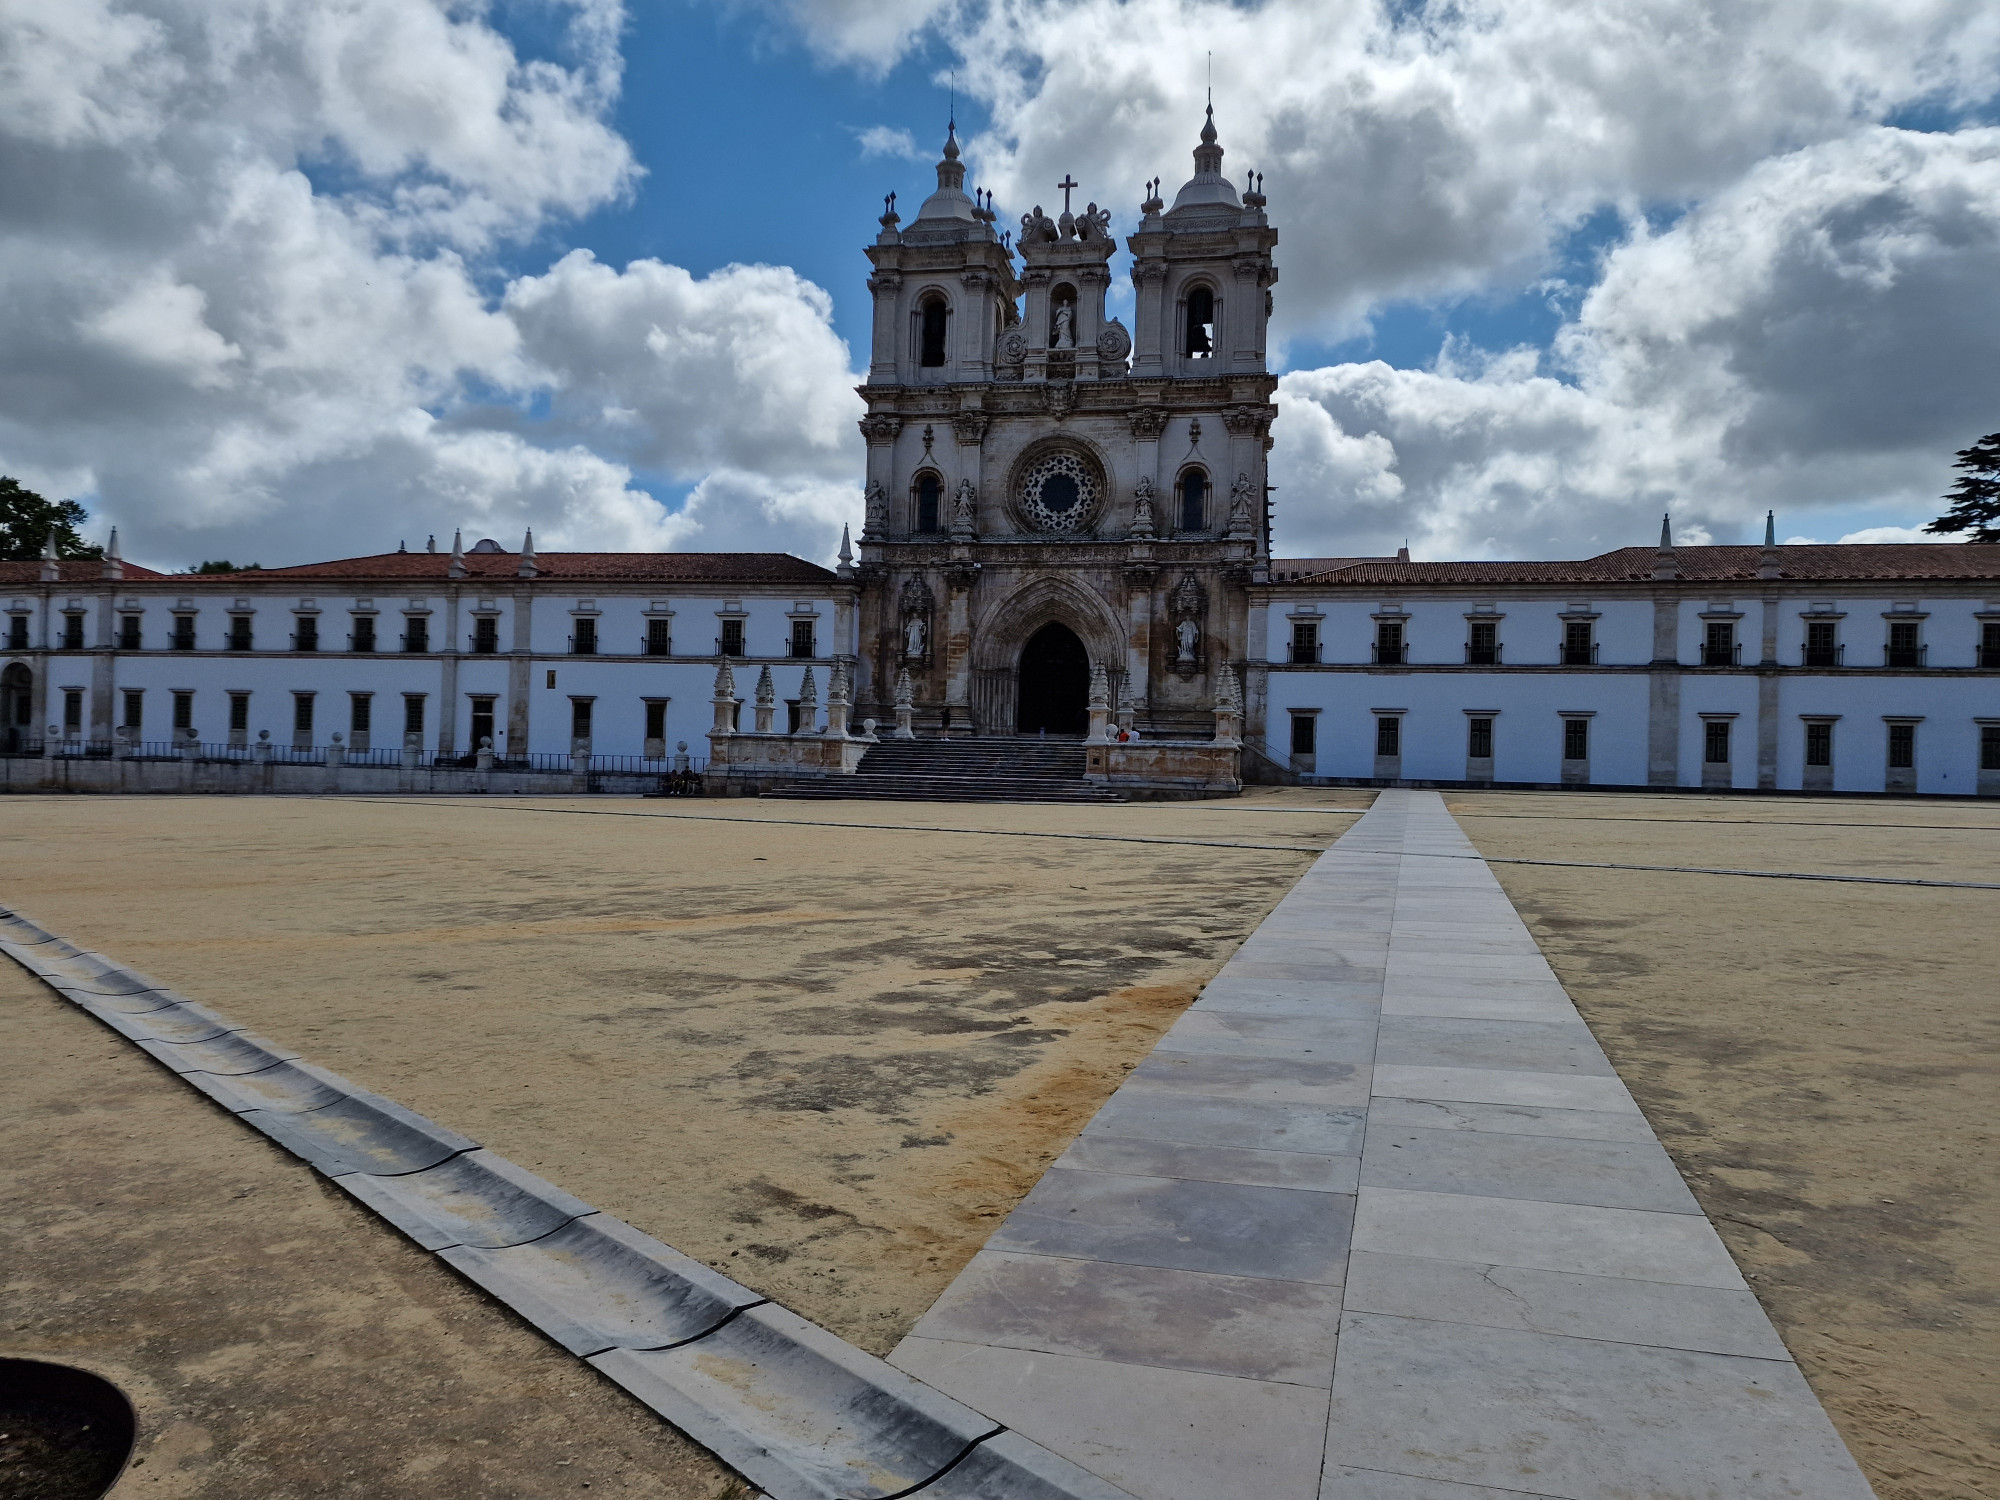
[
  {"x1": 1763, "y1": 510, "x2": 1776, "y2": 547},
  {"x1": 1659, "y1": 512, "x2": 1673, "y2": 549},
  {"x1": 518, "y1": 527, "x2": 537, "y2": 578}
]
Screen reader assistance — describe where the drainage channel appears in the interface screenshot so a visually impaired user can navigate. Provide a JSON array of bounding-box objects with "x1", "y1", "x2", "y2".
[{"x1": 0, "y1": 905, "x2": 1132, "y2": 1500}]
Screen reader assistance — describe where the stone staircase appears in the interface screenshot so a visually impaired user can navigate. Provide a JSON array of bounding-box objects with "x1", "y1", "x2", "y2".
[{"x1": 761, "y1": 736, "x2": 1126, "y2": 803}]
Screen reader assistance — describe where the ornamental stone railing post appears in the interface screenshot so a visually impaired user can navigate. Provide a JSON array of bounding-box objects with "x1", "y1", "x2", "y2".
[
  {"x1": 328, "y1": 733, "x2": 347, "y2": 768},
  {"x1": 711, "y1": 661, "x2": 738, "y2": 737},
  {"x1": 892, "y1": 667, "x2": 916, "y2": 740},
  {"x1": 1085, "y1": 661, "x2": 1113, "y2": 745},
  {"x1": 753, "y1": 664, "x2": 776, "y2": 734},
  {"x1": 474, "y1": 736, "x2": 493, "y2": 771},
  {"x1": 1213, "y1": 665, "x2": 1244, "y2": 746},
  {"x1": 824, "y1": 661, "x2": 852, "y2": 740},
  {"x1": 796, "y1": 667, "x2": 818, "y2": 735},
  {"x1": 401, "y1": 731, "x2": 421, "y2": 773},
  {"x1": 43, "y1": 725, "x2": 57, "y2": 762}
]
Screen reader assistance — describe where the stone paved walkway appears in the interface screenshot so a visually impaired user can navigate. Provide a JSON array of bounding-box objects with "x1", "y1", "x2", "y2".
[{"x1": 890, "y1": 789, "x2": 1877, "y2": 1500}]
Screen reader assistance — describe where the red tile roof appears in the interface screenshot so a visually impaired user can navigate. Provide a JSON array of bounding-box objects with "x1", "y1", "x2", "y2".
[
  {"x1": 250, "y1": 550, "x2": 840, "y2": 584},
  {"x1": 1271, "y1": 544, "x2": 2000, "y2": 586},
  {"x1": 0, "y1": 559, "x2": 168, "y2": 585}
]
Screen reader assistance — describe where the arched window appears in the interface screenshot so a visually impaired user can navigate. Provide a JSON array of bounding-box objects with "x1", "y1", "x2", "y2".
[
  {"x1": 918, "y1": 295, "x2": 950, "y2": 367},
  {"x1": 1179, "y1": 469, "x2": 1208, "y2": 533},
  {"x1": 1184, "y1": 286, "x2": 1215, "y2": 358},
  {"x1": 915, "y1": 472, "x2": 943, "y2": 533}
]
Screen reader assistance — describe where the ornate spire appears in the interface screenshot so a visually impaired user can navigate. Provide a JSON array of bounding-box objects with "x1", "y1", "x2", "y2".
[
  {"x1": 517, "y1": 528, "x2": 537, "y2": 578},
  {"x1": 837, "y1": 521, "x2": 854, "y2": 578},
  {"x1": 912, "y1": 120, "x2": 975, "y2": 224},
  {"x1": 39, "y1": 528, "x2": 58, "y2": 581},
  {"x1": 1168, "y1": 104, "x2": 1241, "y2": 214},
  {"x1": 1763, "y1": 510, "x2": 1776, "y2": 547},
  {"x1": 102, "y1": 527, "x2": 123, "y2": 581},
  {"x1": 1659, "y1": 512, "x2": 1673, "y2": 549},
  {"x1": 448, "y1": 528, "x2": 466, "y2": 578}
]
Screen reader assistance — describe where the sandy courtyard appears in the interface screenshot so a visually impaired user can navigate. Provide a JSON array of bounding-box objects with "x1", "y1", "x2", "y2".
[{"x1": 3, "y1": 784, "x2": 1994, "y2": 1499}]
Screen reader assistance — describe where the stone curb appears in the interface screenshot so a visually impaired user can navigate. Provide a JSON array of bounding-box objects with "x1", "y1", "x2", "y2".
[{"x1": 0, "y1": 904, "x2": 1134, "y2": 1500}]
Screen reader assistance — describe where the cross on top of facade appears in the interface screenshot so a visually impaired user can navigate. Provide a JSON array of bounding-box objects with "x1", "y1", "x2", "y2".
[{"x1": 1057, "y1": 174, "x2": 1079, "y2": 213}]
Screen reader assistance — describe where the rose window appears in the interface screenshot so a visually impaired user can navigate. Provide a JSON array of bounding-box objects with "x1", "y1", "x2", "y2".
[{"x1": 1017, "y1": 451, "x2": 1100, "y2": 533}]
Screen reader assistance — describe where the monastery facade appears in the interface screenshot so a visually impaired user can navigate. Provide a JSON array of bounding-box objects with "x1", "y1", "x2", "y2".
[{"x1": 5, "y1": 116, "x2": 1999, "y2": 797}]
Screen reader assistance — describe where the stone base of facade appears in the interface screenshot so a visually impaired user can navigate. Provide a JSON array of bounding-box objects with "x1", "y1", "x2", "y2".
[{"x1": 1083, "y1": 738, "x2": 1241, "y2": 798}]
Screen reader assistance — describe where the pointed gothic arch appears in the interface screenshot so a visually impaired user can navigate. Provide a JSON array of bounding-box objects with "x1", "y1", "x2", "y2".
[{"x1": 968, "y1": 574, "x2": 1126, "y2": 734}]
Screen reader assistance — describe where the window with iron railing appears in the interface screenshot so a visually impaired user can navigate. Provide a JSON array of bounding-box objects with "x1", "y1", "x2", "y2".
[
  {"x1": 117, "y1": 615, "x2": 141, "y2": 650},
  {"x1": 1373, "y1": 620, "x2": 1405, "y2": 665},
  {"x1": 402, "y1": 618, "x2": 429, "y2": 652},
  {"x1": 171, "y1": 616, "x2": 196, "y2": 651},
  {"x1": 1701, "y1": 622, "x2": 1738, "y2": 666},
  {"x1": 1885, "y1": 621, "x2": 1925, "y2": 668},
  {"x1": 719, "y1": 619, "x2": 745, "y2": 657},
  {"x1": 790, "y1": 619, "x2": 816, "y2": 659},
  {"x1": 61, "y1": 614, "x2": 85, "y2": 650},
  {"x1": 645, "y1": 618, "x2": 672, "y2": 656},
  {"x1": 1803, "y1": 621, "x2": 1841, "y2": 667},
  {"x1": 475, "y1": 616, "x2": 502, "y2": 654},
  {"x1": 227, "y1": 617, "x2": 252, "y2": 651},
  {"x1": 5, "y1": 617, "x2": 26, "y2": 650},
  {"x1": 1289, "y1": 621, "x2": 1319, "y2": 664},
  {"x1": 1465, "y1": 620, "x2": 1500, "y2": 665},
  {"x1": 351, "y1": 616, "x2": 376, "y2": 652},
  {"x1": 565, "y1": 617, "x2": 594, "y2": 655},
  {"x1": 1560, "y1": 622, "x2": 1596, "y2": 666},
  {"x1": 1979, "y1": 622, "x2": 2000, "y2": 669},
  {"x1": 293, "y1": 617, "x2": 319, "y2": 652}
]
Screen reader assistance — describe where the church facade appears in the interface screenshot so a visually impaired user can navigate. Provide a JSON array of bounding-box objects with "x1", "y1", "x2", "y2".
[{"x1": 6, "y1": 112, "x2": 2000, "y2": 797}]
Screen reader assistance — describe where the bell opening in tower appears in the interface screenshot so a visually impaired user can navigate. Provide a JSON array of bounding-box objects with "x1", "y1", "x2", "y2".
[
  {"x1": 1016, "y1": 622, "x2": 1090, "y2": 736},
  {"x1": 918, "y1": 295, "x2": 949, "y2": 367},
  {"x1": 1184, "y1": 286, "x2": 1214, "y2": 357}
]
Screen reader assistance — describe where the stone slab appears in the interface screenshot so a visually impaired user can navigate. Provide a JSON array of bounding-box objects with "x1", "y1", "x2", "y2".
[
  {"x1": 1324, "y1": 1311, "x2": 1875, "y2": 1500},
  {"x1": 1124, "y1": 1050, "x2": 1370, "y2": 1106},
  {"x1": 1057, "y1": 1134, "x2": 1359, "y2": 1194},
  {"x1": 1373, "y1": 1019, "x2": 1615, "y2": 1078},
  {"x1": 1360, "y1": 1124, "x2": 1701, "y2": 1215},
  {"x1": 1342, "y1": 1251, "x2": 1790, "y2": 1360},
  {"x1": 593, "y1": 1304, "x2": 1002, "y2": 1500},
  {"x1": 922, "y1": 1430, "x2": 1136, "y2": 1500},
  {"x1": 1369, "y1": 1065, "x2": 1637, "y2": 1115},
  {"x1": 1324, "y1": 1469, "x2": 1561, "y2": 1499},
  {"x1": 440, "y1": 1213, "x2": 764, "y2": 1356},
  {"x1": 1364, "y1": 1096, "x2": 1658, "y2": 1145},
  {"x1": 910, "y1": 1250, "x2": 1343, "y2": 1386},
  {"x1": 890, "y1": 1336, "x2": 1332, "y2": 1500},
  {"x1": 988, "y1": 1168, "x2": 1354, "y2": 1284},
  {"x1": 1376, "y1": 991, "x2": 1577, "y2": 1024},
  {"x1": 1352, "y1": 1187, "x2": 1746, "y2": 1289},
  {"x1": 1082, "y1": 1093, "x2": 1367, "y2": 1158}
]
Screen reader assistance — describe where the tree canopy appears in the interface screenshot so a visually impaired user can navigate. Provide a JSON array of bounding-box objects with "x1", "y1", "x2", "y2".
[
  {"x1": 0, "y1": 477, "x2": 102, "y2": 561},
  {"x1": 191, "y1": 560, "x2": 260, "y2": 574},
  {"x1": 1926, "y1": 432, "x2": 2000, "y2": 543}
]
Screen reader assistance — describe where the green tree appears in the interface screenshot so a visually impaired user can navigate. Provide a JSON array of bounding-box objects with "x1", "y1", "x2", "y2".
[
  {"x1": 0, "y1": 477, "x2": 102, "y2": 561},
  {"x1": 191, "y1": 560, "x2": 260, "y2": 574},
  {"x1": 1926, "y1": 431, "x2": 2000, "y2": 543}
]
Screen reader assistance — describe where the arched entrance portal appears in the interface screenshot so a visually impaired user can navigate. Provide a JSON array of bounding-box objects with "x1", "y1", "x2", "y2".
[
  {"x1": 1016, "y1": 622, "x2": 1090, "y2": 735},
  {"x1": 1, "y1": 663, "x2": 31, "y2": 754}
]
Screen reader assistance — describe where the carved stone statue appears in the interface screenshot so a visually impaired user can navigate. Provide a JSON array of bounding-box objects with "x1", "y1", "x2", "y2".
[
  {"x1": 1227, "y1": 471, "x2": 1257, "y2": 539},
  {"x1": 1077, "y1": 203, "x2": 1112, "y2": 243},
  {"x1": 1176, "y1": 617, "x2": 1199, "y2": 665},
  {"x1": 863, "y1": 479, "x2": 887, "y2": 536},
  {"x1": 904, "y1": 613, "x2": 927, "y2": 660},
  {"x1": 1052, "y1": 304, "x2": 1074, "y2": 348},
  {"x1": 1020, "y1": 206, "x2": 1059, "y2": 244},
  {"x1": 1130, "y1": 476, "x2": 1156, "y2": 539},
  {"x1": 951, "y1": 478, "x2": 978, "y2": 537}
]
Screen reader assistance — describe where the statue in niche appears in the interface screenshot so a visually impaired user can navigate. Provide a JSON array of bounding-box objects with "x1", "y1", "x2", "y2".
[
  {"x1": 950, "y1": 478, "x2": 978, "y2": 536},
  {"x1": 864, "y1": 480, "x2": 887, "y2": 535},
  {"x1": 1052, "y1": 303, "x2": 1075, "y2": 348},
  {"x1": 1176, "y1": 617, "x2": 1200, "y2": 666},
  {"x1": 1228, "y1": 471, "x2": 1257, "y2": 538},
  {"x1": 898, "y1": 575, "x2": 935, "y2": 663},
  {"x1": 1168, "y1": 569, "x2": 1207, "y2": 679},
  {"x1": 1130, "y1": 476, "x2": 1156, "y2": 538},
  {"x1": 904, "y1": 613, "x2": 928, "y2": 660}
]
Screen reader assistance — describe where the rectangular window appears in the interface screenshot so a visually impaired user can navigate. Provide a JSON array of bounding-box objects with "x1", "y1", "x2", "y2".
[
  {"x1": 1290, "y1": 621, "x2": 1319, "y2": 664},
  {"x1": 1982, "y1": 622, "x2": 2000, "y2": 669},
  {"x1": 646, "y1": 617, "x2": 672, "y2": 655},
  {"x1": 1704, "y1": 719, "x2": 1731, "y2": 763},
  {"x1": 1374, "y1": 620, "x2": 1404, "y2": 666},
  {"x1": 719, "y1": 618, "x2": 744, "y2": 656},
  {"x1": 1804, "y1": 620, "x2": 1839, "y2": 667},
  {"x1": 1886, "y1": 620, "x2": 1922, "y2": 668},
  {"x1": 476, "y1": 615, "x2": 502, "y2": 654},
  {"x1": 292, "y1": 694, "x2": 314, "y2": 738},
  {"x1": 227, "y1": 616, "x2": 252, "y2": 651},
  {"x1": 350, "y1": 693, "x2": 372, "y2": 734},
  {"x1": 570, "y1": 698, "x2": 593, "y2": 740},
  {"x1": 172, "y1": 691, "x2": 194, "y2": 731},
  {"x1": 645, "y1": 701, "x2": 668, "y2": 740},
  {"x1": 790, "y1": 619, "x2": 816, "y2": 658},
  {"x1": 403, "y1": 615, "x2": 429, "y2": 652},
  {"x1": 403, "y1": 696, "x2": 425, "y2": 736},
  {"x1": 62, "y1": 689, "x2": 82, "y2": 731},
  {"x1": 61, "y1": 614, "x2": 84, "y2": 650},
  {"x1": 295, "y1": 615, "x2": 319, "y2": 652},
  {"x1": 1805, "y1": 721, "x2": 1833, "y2": 767},
  {"x1": 1563, "y1": 718, "x2": 1590, "y2": 761},
  {"x1": 1887, "y1": 721, "x2": 1915, "y2": 769},
  {"x1": 1703, "y1": 621, "x2": 1735, "y2": 667},
  {"x1": 5, "y1": 616, "x2": 25, "y2": 650},
  {"x1": 1982, "y1": 724, "x2": 2000, "y2": 772},
  {"x1": 1468, "y1": 716, "x2": 1493, "y2": 759},
  {"x1": 351, "y1": 616, "x2": 376, "y2": 652},
  {"x1": 122, "y1": 690, "x2": 143, "y2": 731},
  {"x1": 1289, "y1": 712, "x2": 1316, "y2": 755},
  {"x1": 1375, "y1": 715, "x2": 1401, "y2": 758},
  {"x1": 118, "y1": 615, "x2": 141, "y2": 650},
  {"x1": 1466, "y1": 620, "x2": 1498, "y2": 665},
  {"x1": 171, "y1": 615, "x2": 195, "y2": 650},
  {"x1": 469, "y1": 696, "x2": 496, "y2": 751},
  {"x1": 787, "y1": 700, "x2": 802, "y2": 734},
  {"x1": 228, "y1": 693, "x2": 249, "y2": 733},
  {"x1": 1562, "y1": 621, "x2": 1594, "y2": 665}
]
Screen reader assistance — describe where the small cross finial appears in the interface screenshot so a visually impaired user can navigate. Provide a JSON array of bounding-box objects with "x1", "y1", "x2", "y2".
[{"x1": 1057, "y1": 174, "x2": 1079, "y2": 213}]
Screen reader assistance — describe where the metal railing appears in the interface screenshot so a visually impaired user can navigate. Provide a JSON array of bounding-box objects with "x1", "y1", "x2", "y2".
[
  {"x1": 1464, "y1": 642, "x2": 1503, "y2": 665},
  {"x1": 1288, "y1": 642, "x2": 1322, "y2": 664},
  {"x1": 1700, "y1": 642, "x2": 1741, "y2": 666},
  {"x1": 1884, "y1": 643, "x2": 1927, "y2": 668},
  {"x1": 1371, "y1": 642, "x2": 1406, "y2": 665},
  {"x1": 1980, "y1": 644, "x2": 2000, "y2": 669},
  {"x1": 1560, "y1": 641, "x2": 1599, "y2": 665},
  {"x1": 1802, "y1": 643, "x2": 1844, "y2": 667},
  {"x1": 642, "y1": 634, "x2": 673, "y2": 656}
]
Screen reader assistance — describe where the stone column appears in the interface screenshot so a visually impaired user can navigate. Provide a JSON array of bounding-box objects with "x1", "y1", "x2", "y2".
[
  {"x1": 437, "y1": 590, "x2": 461, "y2": 757},
  {"x1": 944, "y1": 563, "x2": 976, "y2": 729},
  {"x1": 1124, "y1": 564, "x2": 1155, "y2": 723},
  {"x1": 509, "y1": 590, "x2": 533, "y2": 753},
  {"x1": 858, "y1": 415, "x2": 902, "y2": 528},
  {"x1": 1085, "y1": 662, "x2": 1112, "y2": 745},
  {"x1": 1647, "y1": 593, "x2": 1681, "y2": 787},
  {"x1": 892, "y1": 668, "x2": 916, "y2": 739},
  {"x1": 1131, "y1": 262, "x2": 1167, "y2": 377}
]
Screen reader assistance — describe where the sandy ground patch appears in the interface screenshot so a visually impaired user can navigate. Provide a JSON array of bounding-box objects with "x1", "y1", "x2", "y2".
[
  {"x1": 0, "y1": 958, "x2": 744, "y2": 1500},
  {"x1": 0, "y1": 789, "x2": 1359, "y2": 1368},
  {"x1": 1449, "y1": 789, "x2": 1999, "y2": 1500}
]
